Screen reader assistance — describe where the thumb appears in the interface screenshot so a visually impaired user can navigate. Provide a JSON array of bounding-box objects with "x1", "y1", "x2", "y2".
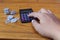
[
  {"x1": 32, "y1": 20, "x2": 40, "y2": 30},
  {"x1": 32, "y1": 20, "x2": 40, "y2": 27}
]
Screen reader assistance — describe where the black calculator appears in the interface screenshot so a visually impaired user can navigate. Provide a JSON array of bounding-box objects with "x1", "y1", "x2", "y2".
[
  {"x1": 19, "y1": 8, "x2": 39, "y2": 23},
  {"x1": 19, "y1": 8, "x2": 33, "y2": 23}
]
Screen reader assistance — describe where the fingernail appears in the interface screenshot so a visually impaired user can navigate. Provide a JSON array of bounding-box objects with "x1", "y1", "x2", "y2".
[{"x1": 32, "y1": 20, "x2": 35, "y2": 23}]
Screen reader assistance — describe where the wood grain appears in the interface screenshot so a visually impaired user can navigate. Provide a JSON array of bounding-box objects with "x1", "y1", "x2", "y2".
[
  {"x1": 1, "y1": 0, "x2": 60, "y2": 3},
  {"x1": 1, "y1": 0, "x2": 38, "y2": 3},
  {"x1": 0, "y1": 0, "x2": 60, "y2": 40},
  {"x1": 38, "y1": 0, "x2": 60, "y2": 3}
]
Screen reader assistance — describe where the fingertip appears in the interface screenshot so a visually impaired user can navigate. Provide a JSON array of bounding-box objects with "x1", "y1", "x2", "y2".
[
  {"x1": 28, "y1": 12, "x2": 39, "y2": 17},
  {"x1": 28, "y1": 14, "x2": 30, "y2": 17},
  {"x1": 28, "y1": 13, "x2": 32, "y2": 17},
  {"x1": 28, "y1": 12, "x2": 35, "y2": 16}
]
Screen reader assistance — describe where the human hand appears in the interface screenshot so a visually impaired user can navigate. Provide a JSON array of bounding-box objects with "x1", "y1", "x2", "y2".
[{"x1": 28, "y1": 8, "x2": 60, "y2": 40}]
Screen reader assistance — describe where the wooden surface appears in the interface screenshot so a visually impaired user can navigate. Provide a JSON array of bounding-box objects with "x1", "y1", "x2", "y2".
[
  {"x1": 0, "y1": 0, "x2": 60, "y2": 3},
  {"x1": 0, "y1": 0, "x2": 60, "y2": 40}
]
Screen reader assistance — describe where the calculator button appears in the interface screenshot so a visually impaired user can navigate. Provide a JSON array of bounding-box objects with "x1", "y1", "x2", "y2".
[
  {"x1": 23, "y1": 14, "x2": 27, "y2": 22},
  {"x1": 21, "y1": 14, "x2": 25, "y2": 22}
]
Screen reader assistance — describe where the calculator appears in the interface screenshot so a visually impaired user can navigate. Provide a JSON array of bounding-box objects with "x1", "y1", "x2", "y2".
[
  {"x1": 19, "y1": 8, "x2": 33, "y2": 23},
  {"x1": 19, "y1": 8, "x2": 39, "y2": 23}
]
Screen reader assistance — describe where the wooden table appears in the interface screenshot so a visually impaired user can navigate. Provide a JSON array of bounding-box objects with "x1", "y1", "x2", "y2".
[{"x1": 0, "y1": 0, "x2": 60, "y2": 40}]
